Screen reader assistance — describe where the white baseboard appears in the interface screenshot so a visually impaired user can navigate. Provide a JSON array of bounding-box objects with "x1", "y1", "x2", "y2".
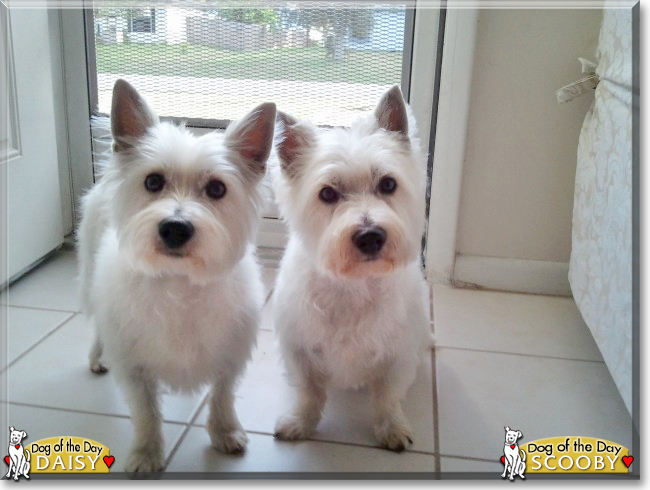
[
  {"x1": 453, "y1": 254, "x2": 572, "y2": 297},
  {"x1": 256, "y1": 217, "x2": 287, "y2": 249}
]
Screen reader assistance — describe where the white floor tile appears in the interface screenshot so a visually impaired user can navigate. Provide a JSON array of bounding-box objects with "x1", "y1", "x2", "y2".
[
  {"x1": 436, "y1": 347, "x2": 633, "y2": 461},
  {"x1": 259, "y1": 295, "x2": 274, "y2": 332},
  {"x1": 166, "y1": 428, "x2": 436, "y2": 473},
  {"x1": 4, "y1": 306, "x2": 73, "y2": 366},
  {"x1": 257, "y1": 247, "x2": 284, "y2": 268},
  {"x1": 5, "y1": 404, "x2": 185, "y2": 473},
  {"x1": 195, "y1": 330, "x2": 435, "y2": 453},
  {"x1": 261, "y1": 268, "x2": 277, "y2": 297},
  {"x1": 440, "y1": 456, "x2": 502, "y2": 473},
  {"x1": 433, "y1": 286, "x2": 603, "y2": 361},
  {"x1": 5, "y1": 314, "x2": 207, "y2": 424},
  {"x1": 5, "y1": 252, "x2": 81, "y2": 312}
]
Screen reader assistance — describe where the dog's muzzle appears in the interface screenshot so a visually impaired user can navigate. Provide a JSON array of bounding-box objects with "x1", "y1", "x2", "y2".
[{"x1": 159, "y1": 218, "x2": 194, "y2": 250}]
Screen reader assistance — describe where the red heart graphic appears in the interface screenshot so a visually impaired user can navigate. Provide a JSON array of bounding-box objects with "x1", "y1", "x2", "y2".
[
  {"x1": 622, "y1": 455, "x2": 633, "y2": 468},
  {"x1": 501, "y1": 456, "x2": 505, "y2": 464},
  {"x1": 15, "y1": 445, "x2": 19, "y2": 449},
  {"x1": 510, "y1": 444, "x2": 515, "y2": 449},
  {"x1": 4, "y1": 456, "x2": 9, "y2": 465},
  {"x1": 103, "y1": 455, "x2": 115, "y2": 469}
]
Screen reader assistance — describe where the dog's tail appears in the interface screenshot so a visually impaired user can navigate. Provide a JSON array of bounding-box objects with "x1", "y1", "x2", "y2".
[
  {"x1": 520, "y1": 449, "x2": 526, "y2": 461},
  {"x1": 24, "y1": 449, "x2": 30, "y2": 462}
]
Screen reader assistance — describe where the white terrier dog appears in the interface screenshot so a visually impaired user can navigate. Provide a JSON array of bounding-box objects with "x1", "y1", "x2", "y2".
[
  {"x1": 271, "y1": 86, "x2": 431, "y2": 451},
  {"x1": 78, "y1": 80, "x2": 275, "y2": 472}
]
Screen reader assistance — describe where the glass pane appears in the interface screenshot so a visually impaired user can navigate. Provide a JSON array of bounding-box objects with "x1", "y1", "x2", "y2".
[{"x1": 92, "y1": 2, "x2": 408, "y2": 127}]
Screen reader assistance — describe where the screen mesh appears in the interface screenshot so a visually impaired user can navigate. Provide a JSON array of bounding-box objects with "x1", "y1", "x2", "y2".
[{"x1": 92, "y1": 2, "x2": 408, "y2": 127}]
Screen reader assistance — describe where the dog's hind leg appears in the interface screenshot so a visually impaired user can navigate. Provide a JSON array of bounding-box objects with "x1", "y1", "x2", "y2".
[
  {"x1": 119, "y1": 367, "x2": 164, "y2": 474},
  {"x1": 207, "y1": 370, "x2": 248, "y2": 455},
  {"x1": 89, "y1": 333, "x2": 108, "y2": 374},
  {"x1": 21, "y1": 455, "x2": 29, "y2": 479},
  {"x1": 274, "y1": 351, "x2": 327, "y2": 441}
]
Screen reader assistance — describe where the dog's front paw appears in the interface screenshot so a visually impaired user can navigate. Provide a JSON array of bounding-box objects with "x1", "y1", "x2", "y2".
[
  {"x1": 90, "y1": 360, "x2": 108, "y2": 374},
  {"x1": 124, "y1": 446, "x2": 164, "y2": 474},
  {"x1": 274, "y1": 415, "x2": 316, "y2": 441},
  {"x1": 374, "y1": 421, "x2": 413, "y2": 452},
  {"x1": 210, "y1": 429, "x2": 248, "y2": 455}
]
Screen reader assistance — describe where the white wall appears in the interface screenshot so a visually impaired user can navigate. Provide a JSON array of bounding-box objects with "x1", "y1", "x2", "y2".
[{"x1": 456, "y1": 9, "x2": 602, "y2": 264}]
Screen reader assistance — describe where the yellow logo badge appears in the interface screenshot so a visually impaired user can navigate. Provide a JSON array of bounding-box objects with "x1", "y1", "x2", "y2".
[
  {"x1": 524, "y1": 436, "x2": 631, "y2": 474},
  {"x1": 27, "y1": 436, "x2": 114, "y2": 474}
]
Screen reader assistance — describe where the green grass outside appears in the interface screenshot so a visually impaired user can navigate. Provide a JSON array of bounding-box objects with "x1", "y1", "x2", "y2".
[{"x1": 95, "y1": 43, "x2": 403, "y2": 85}]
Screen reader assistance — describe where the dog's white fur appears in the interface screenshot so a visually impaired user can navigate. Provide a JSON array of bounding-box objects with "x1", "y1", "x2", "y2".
[
  {"x1": 271, "y1": 86, "x2": 431, "y2": 451},
  {"x1": 6, "y1": 426, "x2": 30, "y2": 480},
  {"x1": 501, "y1": 426, "x2": 526, "y2": 480},
  {"x1": 78, "y1": 80, "x2": 275, "y2": 472}
]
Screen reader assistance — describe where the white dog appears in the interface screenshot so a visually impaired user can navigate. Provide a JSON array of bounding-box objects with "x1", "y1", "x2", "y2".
[
  {"x1": 78, "y1": 80, "x2": 275, "y2": 472},
  {"x1": 6, "y1": 427, "x2": 30, "y2": 481},
  {"x1": 501, "y1": 426, "x2": 526, "y2": 480},
  {"x1": 271, "y1": 86, "x2": 431, "y2": 451}
]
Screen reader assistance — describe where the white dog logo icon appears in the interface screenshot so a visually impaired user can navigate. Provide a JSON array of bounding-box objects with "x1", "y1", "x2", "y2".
[
  {"x1": 5, "y1": 426, "x2": 30, "y2": 481},
  {"x1": 501, "y1": 426, "x2": 526, "y2": 480}
]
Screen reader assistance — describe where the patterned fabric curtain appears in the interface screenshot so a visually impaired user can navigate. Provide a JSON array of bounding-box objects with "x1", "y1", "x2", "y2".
[{"x1": 568, "y1": 7, "x2": 633, "y2": 414}]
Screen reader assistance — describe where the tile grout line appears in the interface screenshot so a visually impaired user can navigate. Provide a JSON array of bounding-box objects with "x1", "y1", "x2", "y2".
[
  {"x1": 251, "y1": 430, "x2": 438, "y2": 456},
  {"x1": 3, "y1": 401, "x2": 134, "y2": 422},
  {"x1": 1, "y1": 311, "x2": 76, "y2": 374},
  {"x1": 429, "y1": 284, "x2": 440, "y2": 475},
  {"x1": 263, "y1": 288, "x2": 274, "y2": 307},
  {"x1": 186, "y1": 422, "x2": 438, "y2": 457},
  {"x1": 2, "y1": 303, "x2": 79, "y2": 315},
  {"x1": 2, "y1": 400, "x2": 196, "y2": 426},
  {"x1": 439, "y1": 453, "x2": 501, "y2": 463},
  {"x1": 431, "y1": 347, "x2": 441, "y2": 474},
  {"x1": 5, "y1": 401, "x2": 439, "y2": 458},
  {"x1": 163, "y1": 391, "x2": 210, "y2": 470},
  {"x1": 436, "y1": 345, "x2": 606, "y2": 364}
]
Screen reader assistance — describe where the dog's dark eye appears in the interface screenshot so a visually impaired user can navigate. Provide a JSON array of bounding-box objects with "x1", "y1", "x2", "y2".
[
  {"x1": 378, "y1": 176, "x2": 397, "y2": 195},
  {"x1": 319, "y1": 186, "x2": 339, "y2": 204},
  {"x1": 206, "y1": 179, "x2": 227, "y2": 200},
  {"x1": 144, "y1": 173, "x2": 165, "y2": 193}
]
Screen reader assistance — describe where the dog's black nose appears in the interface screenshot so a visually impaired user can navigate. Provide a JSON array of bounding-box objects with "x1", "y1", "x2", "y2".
[
  {"x1": 159, "y1": 219, "x2": 194, "y2": 249},
  {"x1": 353, "y1": 227, "x2": 386, "y2": 256}
]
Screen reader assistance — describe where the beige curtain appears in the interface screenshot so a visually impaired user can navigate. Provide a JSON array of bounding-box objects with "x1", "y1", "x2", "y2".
[{"x1": 569, "y1": 7, "x2": 633, "y2": 414}]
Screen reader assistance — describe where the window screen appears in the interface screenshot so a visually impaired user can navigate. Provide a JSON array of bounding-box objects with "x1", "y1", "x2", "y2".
[{"x1": 90, "y1": 1, "x2": 412, "y2": 127}]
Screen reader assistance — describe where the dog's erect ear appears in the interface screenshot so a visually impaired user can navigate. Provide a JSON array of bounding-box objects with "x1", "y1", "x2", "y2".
[
  {"x1": 9, "y1": 426, "x2": 14, "y2": 432},
  {"x1": 111, "y1": 79, "x2": 158, "y2": 153},
  {"x1": 517, "y1": 431, "x2": 523, "y2": 439},
  {"x1": 504, "y1": 426, "x2": 510, "y2": 432},
  {"x1": 225, "y1": 102, "x2": 276, "y2": 175},
  {"x1": 375, "y1": 85, "x2": 408, "y2": 136},
  {"x1": 275, "y1": 111, "x2": 315, "y2": 178}
]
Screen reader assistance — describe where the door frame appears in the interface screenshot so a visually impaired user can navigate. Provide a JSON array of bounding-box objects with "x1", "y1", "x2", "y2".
[
  {"x1": 61, "y1": 4, "x2": 447, "y2": 256},
  {"x1": 424, "y1": 6, "x2": 479, "y2": 285}
]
